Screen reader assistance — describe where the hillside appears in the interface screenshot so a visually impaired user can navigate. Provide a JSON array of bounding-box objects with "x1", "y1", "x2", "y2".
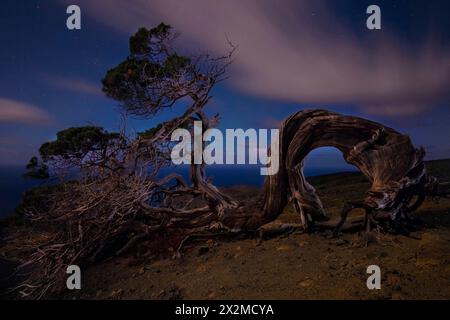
[{"x1": 1, "y1": 159, "x2": 450, "y2": 299}]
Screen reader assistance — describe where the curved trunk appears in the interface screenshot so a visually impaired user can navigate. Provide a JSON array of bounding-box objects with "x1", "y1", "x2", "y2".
[{"x1": 226, "y1": 109, "x2": 427, "y2": 230}]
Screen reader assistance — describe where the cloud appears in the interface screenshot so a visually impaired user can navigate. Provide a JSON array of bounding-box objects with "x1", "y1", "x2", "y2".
[
  {"x1": 58, "y1": 0, "x2": 450, "y2": 117},
  {"x1": 361, "y1": 103, "x2": 430, "y2": 117},
  {"x1": 0, "y1": 98, "x2": 52, "y2": 125},
  {"x1": 45, "y1": 76, "x2": 103, "y2": 96}
]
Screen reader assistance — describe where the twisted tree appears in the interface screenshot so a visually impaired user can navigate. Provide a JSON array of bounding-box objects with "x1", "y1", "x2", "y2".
[
  {"x1": 16, "y1": 23, "x2": 238, "y2": 298},
  {"x1": 15, "y1": 24, "x2": 448, "y2": 299},
  {"x1": 224, "y1": 109, "x2": 442, "y2": 234}
]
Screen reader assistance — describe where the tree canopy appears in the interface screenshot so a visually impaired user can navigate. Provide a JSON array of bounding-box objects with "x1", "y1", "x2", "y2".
[{"x1": 102, "y1": 23, "x2": 200, "y2": 117}]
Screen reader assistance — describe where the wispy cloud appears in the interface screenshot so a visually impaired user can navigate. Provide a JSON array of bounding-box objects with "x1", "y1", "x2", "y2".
[
  {"x1": 361, "y1": 103, "x2": 431, "y2": 117},
  {"x1": 0, "y1": 97, "x2": 52, "y2": 125},
  {"x1": 58, "y1": 0, "x2": 450, "y2": 117},
  {"x1": 45, "y1": 75, "x2": 103, "y2": 97},
  {"x1": 44, "y1": 76, "x2": 103, "y2": 96}
]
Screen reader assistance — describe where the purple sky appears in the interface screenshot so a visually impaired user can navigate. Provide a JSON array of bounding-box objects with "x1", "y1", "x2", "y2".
[{"x1": 0, "y1": 0, "x2": 450, "y2": 168}]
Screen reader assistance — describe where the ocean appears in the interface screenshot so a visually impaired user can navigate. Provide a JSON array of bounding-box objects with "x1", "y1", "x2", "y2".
[{"x1": 0, "y1": 165, "x2": 354, "y2": 218}]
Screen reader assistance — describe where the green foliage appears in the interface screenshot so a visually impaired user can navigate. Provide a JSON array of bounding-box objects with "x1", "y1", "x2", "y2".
[
  {"x1": 38, "y1": 126, "x2": 120, "y2": 161},
  {"x1": 24, "y1": 156, "x2": 49, "y2": 179},
  {"x1": 102, "y1": 54, "x2": 190, "y2": 102},
  {"x1": 163, "y1": 53, "x2": 191, "y2": 75},
  {"x1": 138, "y1": 123, "x2": 164, "y2": 139},
  {"x1": 101, "y1": 23, "x2": 192, "y2": 115},
  {"x1": 129, "y1": 23, "x2": 171, "y2": 55},
  {"x1": 24, "y1": 126, "x2": 121, "y2": 179},
  {"x1": 138, "y1": 119, "x2": 191, "y2": 139}
]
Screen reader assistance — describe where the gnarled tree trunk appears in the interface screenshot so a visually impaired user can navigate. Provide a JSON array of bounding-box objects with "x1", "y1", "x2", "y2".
[{"x1": 224, "y1": 109, "x2": 428, "y2": 230}]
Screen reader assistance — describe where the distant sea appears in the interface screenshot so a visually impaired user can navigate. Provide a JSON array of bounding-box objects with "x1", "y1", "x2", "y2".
[{"x1": 0, "y1": 165, "x2": 354, "y2": 219}]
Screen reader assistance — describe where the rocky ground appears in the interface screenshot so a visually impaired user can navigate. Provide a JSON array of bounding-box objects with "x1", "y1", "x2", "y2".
[{"x1": 2, "y1": 160, "x2": 450, "y2": 300}]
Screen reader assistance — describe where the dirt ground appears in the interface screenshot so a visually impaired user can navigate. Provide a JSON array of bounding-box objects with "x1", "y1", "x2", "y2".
[
  {"x1": 2, "y1": 160, "x2": 450, "y2": 300},
  {"x1": 67, "y1": 203, "x2": 450, "y2": 300},
  {"x1": 68, "y1": 163, "x2": 450, "y2": 300}
]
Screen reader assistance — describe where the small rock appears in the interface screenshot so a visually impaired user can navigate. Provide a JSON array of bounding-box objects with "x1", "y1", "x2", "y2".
[
  {"x1": 109, "y1": 288, "x2": 124, "y2": 300},
  {"x1": 276, "y1": 245, "x2": 292, "y2": 251},
  {"x1": 157, "y1": 289, "x2": 166, "y2": 297},
  {"x1": 160, "y1": 284, "x2": 183, "y2": 300},
  {"x1": 298, "y1": 278, "x2": 314, "y2": 288}
]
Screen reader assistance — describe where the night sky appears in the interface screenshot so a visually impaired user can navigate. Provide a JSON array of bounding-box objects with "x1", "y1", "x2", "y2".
[{"x1": 1, "y1": 0, "x2": 450, "y2": 169}]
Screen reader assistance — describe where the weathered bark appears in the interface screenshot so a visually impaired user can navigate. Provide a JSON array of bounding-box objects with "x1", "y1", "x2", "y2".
[
  {"x1": 224, "y1": 109, "x2": 429, "y2": 230},
  {"x1": 190, "y1": 110, "x2": 238, "y2": 216}
]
